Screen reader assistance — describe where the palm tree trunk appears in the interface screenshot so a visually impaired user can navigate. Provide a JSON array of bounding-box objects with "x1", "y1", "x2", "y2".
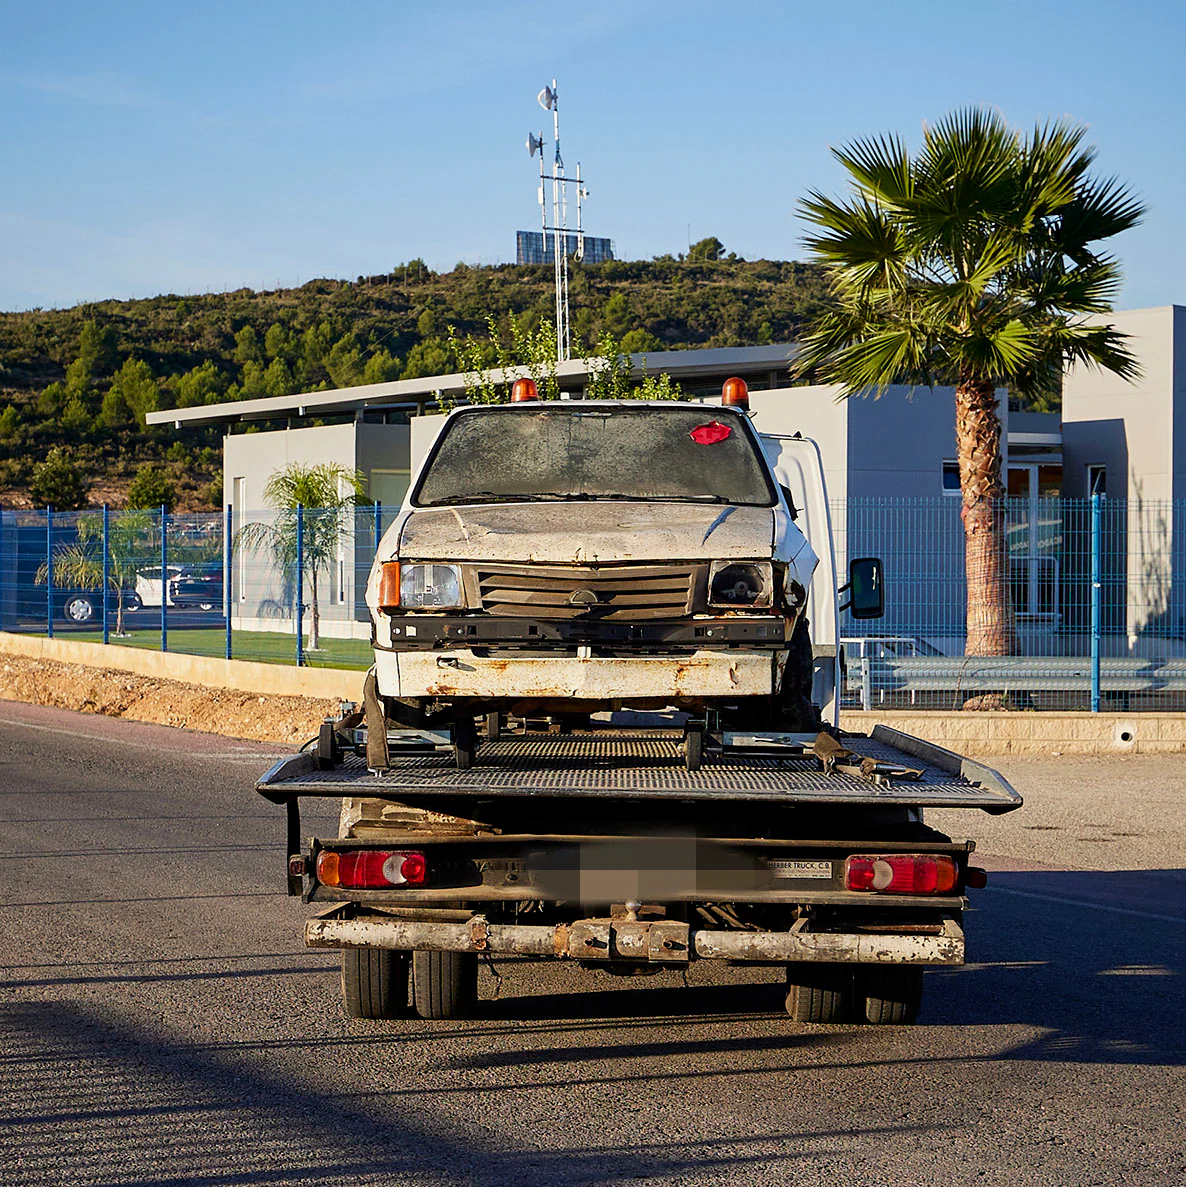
[
  {"x1": 310, "y1": 569, "x2": 320, "y2": 651},
  {"x1": 115, "y1": 587, "x2": 124, "y2": 637},
  {"x1": 956, "y1": 375, "x2": 1016, "y2": 656}
]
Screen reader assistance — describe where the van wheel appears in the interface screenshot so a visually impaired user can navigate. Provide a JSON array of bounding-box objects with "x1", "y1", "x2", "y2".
[
  {"x1": 776, "y1": 615, "x2": 821, "y2": 732},
  {"x1": 784, "y1": 963, "x2": 853, "y2": 1022},
  {"x1": 341, "y1": 947, "x2": 409, "y2": 1019},
  {"x1": 412, "y1": 950, "x2": 478, "y2": 1019},
  {"x1": 858, "y1": 965, "x2": 924, "y2": 1024}
]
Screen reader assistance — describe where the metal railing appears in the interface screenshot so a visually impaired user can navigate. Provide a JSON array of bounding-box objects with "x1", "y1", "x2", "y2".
[{"x1": 2, "y1": 496, "x2": 1185, "y2": 710}]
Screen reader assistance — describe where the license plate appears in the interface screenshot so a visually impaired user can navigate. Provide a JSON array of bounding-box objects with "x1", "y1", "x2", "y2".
[{"x1": 768, "y1": 859, "x2": 833, "y2": 880}]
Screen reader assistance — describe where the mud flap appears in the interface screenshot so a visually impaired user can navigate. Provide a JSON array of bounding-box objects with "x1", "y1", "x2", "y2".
[{"x1": 363, "y1": 667, "x2": 390, "y2": 772}]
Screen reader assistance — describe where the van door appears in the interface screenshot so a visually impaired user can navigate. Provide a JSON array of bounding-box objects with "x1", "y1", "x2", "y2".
[{"x1": 760, "y1": 434, "x2": 839, "y2": 726}]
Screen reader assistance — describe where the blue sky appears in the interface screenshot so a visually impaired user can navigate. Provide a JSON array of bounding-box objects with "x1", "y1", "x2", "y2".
[{"x1": 2, "y1": 0, "x2": 1183, "y2": 312}]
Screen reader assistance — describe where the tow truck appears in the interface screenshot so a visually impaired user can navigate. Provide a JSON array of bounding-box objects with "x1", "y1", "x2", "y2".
[{"x1": 257, "y1": 378, "x2": 1022, "y2": 1023}]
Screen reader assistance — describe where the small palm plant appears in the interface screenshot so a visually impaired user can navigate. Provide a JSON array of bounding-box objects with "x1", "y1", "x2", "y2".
[{"x1": 236, "y1": 463, "x2": 367, "y2": 652}]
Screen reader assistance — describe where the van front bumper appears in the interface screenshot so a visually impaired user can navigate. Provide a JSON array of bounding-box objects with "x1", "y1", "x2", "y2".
[{"x1": 374, "y1": 647, "x2": 781, "y2": 700}]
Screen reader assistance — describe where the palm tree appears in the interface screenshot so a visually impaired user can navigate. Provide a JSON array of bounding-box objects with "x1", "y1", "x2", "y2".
[
  {"x1": 237, "y1": 463, "x2": 366, "y2": 652},
  {"x1": 37, "y1": 510, "x2": 153, "y2": 636},
  {"x1": 795, "y1": 108, "x2": 1143, "y2": 655}
]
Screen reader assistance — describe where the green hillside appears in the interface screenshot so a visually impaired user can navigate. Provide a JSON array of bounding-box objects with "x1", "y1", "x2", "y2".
[{"x1": 0, "y1": 249, "x2": 832, "y2": 510}]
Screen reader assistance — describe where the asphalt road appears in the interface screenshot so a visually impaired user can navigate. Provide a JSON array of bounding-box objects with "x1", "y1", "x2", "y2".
[{"x1": 1, "y1": 702, "x2": 1184, "y2": 1186}]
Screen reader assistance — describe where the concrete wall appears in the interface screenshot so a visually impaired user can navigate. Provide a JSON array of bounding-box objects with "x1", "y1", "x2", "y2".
[{"x1": 0, "y1": 630, "x2": 364, "y2": 701}]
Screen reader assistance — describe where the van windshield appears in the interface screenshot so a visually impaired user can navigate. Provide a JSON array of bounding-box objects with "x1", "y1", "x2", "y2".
[{"x1": 414, "y1": 405, "x2": 775, "y2": 507}]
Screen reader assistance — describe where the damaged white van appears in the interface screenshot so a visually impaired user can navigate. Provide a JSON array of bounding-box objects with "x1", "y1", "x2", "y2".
[{"x1": 364, "y1": 385, "x2": 863, "y2": 764}]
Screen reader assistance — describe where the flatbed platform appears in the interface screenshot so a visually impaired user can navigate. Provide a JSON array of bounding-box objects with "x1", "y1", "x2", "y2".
[{"x1": 257, "y1": 724, "x2": 1022, "y2": 814}]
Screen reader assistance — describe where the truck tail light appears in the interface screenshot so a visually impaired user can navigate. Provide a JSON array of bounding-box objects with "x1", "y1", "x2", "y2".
[
  {"x1": 378, "y1": 561, "x2": 400, "y2": 611},
  {"x1": 315, "y1": 849, "x2": 428, "y2": 889},
  {"x1": 844, "y1": 854, "x2": 958, "y2": 895}
]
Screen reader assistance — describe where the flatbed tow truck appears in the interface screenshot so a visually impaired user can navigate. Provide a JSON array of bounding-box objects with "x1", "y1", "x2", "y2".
[
  {"x1": 258, "y1": 717, "x2": 1020, "y2": 1023},
  {"x1": 256, "y1": 381, "x2": 1022, "y2": 1023}
]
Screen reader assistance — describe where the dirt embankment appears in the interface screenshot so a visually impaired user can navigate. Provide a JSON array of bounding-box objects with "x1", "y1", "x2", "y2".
[{"x1": 0, "y1": 653, "x2": 333, "y2": 745}]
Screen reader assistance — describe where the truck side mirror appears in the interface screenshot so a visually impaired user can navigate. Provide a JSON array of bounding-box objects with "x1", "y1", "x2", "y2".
[{"x1": 840, "y1": 557, "x2": 884, "y2": 619}]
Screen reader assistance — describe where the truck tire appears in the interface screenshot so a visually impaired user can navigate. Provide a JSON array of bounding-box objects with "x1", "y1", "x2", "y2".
[
  {"x1": 858, "y1": 965, "x2": 924, "y2": 1024},
  {"x1": 341, "y1": 946, "x2": 409, "y2": 1019},
  {"x1": 784, "y1": 963, "x2": 852, "y2": 1022},
  {"x1": 412, "y1": 950, "x2": 478, "y2": 1019}
]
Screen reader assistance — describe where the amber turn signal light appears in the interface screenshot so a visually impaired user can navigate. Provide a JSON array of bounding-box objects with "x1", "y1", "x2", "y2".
[{"x1": 378, "y1": 561, "x2": 400, "y2": 611}]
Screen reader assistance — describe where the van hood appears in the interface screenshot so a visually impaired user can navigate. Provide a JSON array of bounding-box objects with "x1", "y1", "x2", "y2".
[{"x1": 397, "y1": 502, "x2": 775, "y2": 564}]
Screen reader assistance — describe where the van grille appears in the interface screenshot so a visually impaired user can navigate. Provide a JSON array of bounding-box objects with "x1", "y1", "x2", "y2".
[{"x1": 469, "y1": 563, "x2": 699, "y2": 620}]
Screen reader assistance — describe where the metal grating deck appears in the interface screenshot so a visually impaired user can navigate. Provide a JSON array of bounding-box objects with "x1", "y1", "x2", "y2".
[{"x1": 257, "y1": 731, "x2": 1021, "y2": 811}]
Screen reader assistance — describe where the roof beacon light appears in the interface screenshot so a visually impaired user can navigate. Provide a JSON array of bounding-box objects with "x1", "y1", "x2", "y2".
[
  {"x1": 722, "y1": 376, "x2": 749, "y2": 412},
  {"x1": 511, "y1": 378, "x2": 539, "y2": 402}
]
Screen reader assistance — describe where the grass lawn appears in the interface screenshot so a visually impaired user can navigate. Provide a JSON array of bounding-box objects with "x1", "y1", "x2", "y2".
[{"x1": 60, "y1": 627, "x2": 373, "y2": 670}]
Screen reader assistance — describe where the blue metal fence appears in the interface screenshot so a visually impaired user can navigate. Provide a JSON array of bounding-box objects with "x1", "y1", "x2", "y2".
[{"x1": 2, "y1": 498, "x2": 1185, "y2": 710}]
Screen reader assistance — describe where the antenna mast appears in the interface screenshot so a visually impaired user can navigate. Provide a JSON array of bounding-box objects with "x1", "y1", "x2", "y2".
[{"x1": 530, "y1": 79, "x2": 572, "y2": 363}]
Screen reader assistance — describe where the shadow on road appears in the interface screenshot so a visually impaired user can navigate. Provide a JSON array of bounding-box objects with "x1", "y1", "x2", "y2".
[
  {"x1": 0, "y1": 998, "x2": 942, "y2": 1186},
  {"x1": 472, "y1": 868, "x2": 1186, "y2": 1070}
]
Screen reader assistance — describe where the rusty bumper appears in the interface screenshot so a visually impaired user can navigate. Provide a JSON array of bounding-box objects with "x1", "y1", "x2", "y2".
[
  {"x1": 374, "y1": 648, "x2": 779, "y2": 700},
  {"x1": 305, "y1": 911, "x2": 965, "y2": 966}
]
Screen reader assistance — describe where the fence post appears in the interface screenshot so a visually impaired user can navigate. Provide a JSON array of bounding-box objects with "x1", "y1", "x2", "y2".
[
  {"x1": 296, "y1": 503, "x2": 304, "y2": 667},
  {"x1": 45, "y1": 505, "x2": 54, "y2": 639},
  {"x1": 102, "y1": 504, "x2": 110, "y2": 646},
  {"x1": 224, "y1": 503, "x2": 233, "y2": 661},
  {"x1": 1090, "y1": 492, "x2": 1101, "y2": 713},
  {"x1": 160, "y1": 504, "x2": 168, "y2": 653}
]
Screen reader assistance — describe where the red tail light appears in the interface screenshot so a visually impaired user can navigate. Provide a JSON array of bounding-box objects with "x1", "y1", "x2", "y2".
[
  {"x1": 316, "y1": 849, "x2": 428, "y2": 889},
  {"x1": 844, "y1": 854, "x2": 958, "y2": 895}
]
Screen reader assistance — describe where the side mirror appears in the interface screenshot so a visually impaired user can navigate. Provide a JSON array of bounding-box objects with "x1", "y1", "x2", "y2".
[{"x1": 841, "y1": 557, "x2": 884, "y2": 619}]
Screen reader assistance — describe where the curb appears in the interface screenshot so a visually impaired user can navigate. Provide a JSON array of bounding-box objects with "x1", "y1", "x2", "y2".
[{"x1": 0, "y1": 631, "x2": 364, "y2": 703}]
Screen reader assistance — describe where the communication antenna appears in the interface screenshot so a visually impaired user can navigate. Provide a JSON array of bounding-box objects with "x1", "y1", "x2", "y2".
[{"x1": 527, "y1": 78, "x2": 577, "y2": 363}]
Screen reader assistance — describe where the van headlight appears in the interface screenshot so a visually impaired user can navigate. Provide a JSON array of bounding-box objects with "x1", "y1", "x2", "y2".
[
  {"x1": 708, "y1": 561, "x2": 774, "y2": 608},
  {"x1": 389, "y1": 562, "x2": 465, "y2": 610}
]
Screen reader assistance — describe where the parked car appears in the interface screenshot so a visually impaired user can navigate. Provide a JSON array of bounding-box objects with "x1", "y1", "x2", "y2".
[
  {"x1": 135, "y1": 564, "x2": 222, "y2": 611},
  {"x1": 50, "y1": 586, "x2": 142, "y2": 625}
]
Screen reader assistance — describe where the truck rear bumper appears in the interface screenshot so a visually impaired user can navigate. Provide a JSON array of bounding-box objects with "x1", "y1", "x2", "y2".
[
  {"x1": 375, "y1": 647, "x2": 780, "y2": 700},
  {"x1": 305, "y1": 910, "x2": 964, "y2": 966}
]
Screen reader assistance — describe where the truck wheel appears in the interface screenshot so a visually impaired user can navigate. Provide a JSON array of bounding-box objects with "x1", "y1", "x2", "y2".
[
  {"x1": 784, "y1": 963, "x2": 852, "y2": 1022},
  {"x1": 858, "y1": 965, "x2": 924, "y2": 1024},
  {"x1": 454, "y1": 718, "x2": 476, "y2": 769},
  {"x1": 412, "y1": 950, "x2": 478, "y2": 1019},
  {"x1": 341, "y1": 946, "x2": 409, "y2": 1020}
]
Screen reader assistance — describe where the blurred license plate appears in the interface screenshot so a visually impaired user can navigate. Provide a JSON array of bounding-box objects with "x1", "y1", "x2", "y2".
[{"x1": 768, "y1": 860, "x2": 832, "y2": 880}]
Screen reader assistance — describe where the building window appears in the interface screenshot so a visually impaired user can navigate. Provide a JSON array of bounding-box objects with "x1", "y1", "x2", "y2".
[
  {"x1": 941, "y1": 461, "x2": 960, "y2": 495},
  {"x1": 1087, "y1": 465, "x2": 1107, "y2": 496}
]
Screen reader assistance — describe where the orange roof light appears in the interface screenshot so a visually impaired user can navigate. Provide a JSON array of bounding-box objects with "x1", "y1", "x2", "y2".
[
  {"x1": 511, "y1": 378, "x2": 539, "y2": 402},
  {"x1": 721, "y1": 376, "x2": 749, "y2": 411}
]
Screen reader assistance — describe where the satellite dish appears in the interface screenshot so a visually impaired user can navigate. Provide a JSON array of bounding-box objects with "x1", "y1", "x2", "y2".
[
  {"x1": 526, "y1": 132, "x2": 543, "y2": 157},
  {"x1": 537, "y1": 85, "x2": 556, "y2": 111}
]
